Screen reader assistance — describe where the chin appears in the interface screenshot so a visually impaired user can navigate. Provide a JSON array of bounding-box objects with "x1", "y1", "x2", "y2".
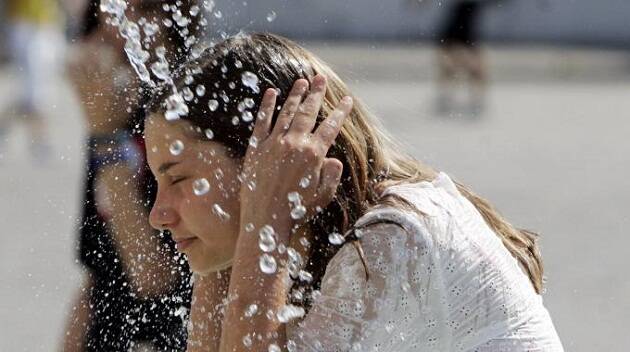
[{"x1": 188, "y1": 257, "x2": 233, "y2": 276}]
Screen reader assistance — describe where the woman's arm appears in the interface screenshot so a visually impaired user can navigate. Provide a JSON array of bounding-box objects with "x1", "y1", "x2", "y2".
[
  {"x1": 187, "y1": 270, "x2": 231, "y2": 352},
  {"x1": 60, "y1": 275, "x2": 93, "y2": 352},
  {"x1": 218, "y1": 75, "x2": 352, "y2": 351},
  {"x1": 219, "y1": 220, "x2": 294, "y2": 351}
]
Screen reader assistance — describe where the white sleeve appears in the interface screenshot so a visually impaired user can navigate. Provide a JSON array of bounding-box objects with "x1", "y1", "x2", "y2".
[{"x1": 286, "y1": 213, "x2": 449, "y2": 351}]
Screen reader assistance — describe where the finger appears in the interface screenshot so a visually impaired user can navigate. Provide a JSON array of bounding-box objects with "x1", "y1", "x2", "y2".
[
  {"x1": 288, "y1": 75, "x2": 327, "y2": 135},
  {"x1": 315, "y1": 158, "x2": 343, "y2": 208},
  {"x1": 250, "y1": 88, "x2": 277, "y2": 142},
  {"x1": 314, "y1": 96, "x2": 353, "y2": 150},
  {"x1": 271, "y1": 79, "x2": 309, "y2": 137}
]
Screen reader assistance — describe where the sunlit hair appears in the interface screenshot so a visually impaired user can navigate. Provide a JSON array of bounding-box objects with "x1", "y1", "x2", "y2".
[{"x1": 147, "y1": 33, "x2": 544, "y2": 308}]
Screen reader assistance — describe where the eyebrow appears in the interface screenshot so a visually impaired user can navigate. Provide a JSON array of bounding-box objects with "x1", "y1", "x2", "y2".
[{"x1": 158, "y1": 161, "x2": 181, "y2": 174}]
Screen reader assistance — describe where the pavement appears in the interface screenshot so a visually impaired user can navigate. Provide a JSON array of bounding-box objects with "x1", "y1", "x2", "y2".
[{"x1": 1, "y1": 43, "x2": 629, "y2": 351}]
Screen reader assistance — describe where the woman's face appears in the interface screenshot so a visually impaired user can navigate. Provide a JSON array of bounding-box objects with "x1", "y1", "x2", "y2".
[{"x1": 145, "y1": 115, "x2": 242, "y2": 274}]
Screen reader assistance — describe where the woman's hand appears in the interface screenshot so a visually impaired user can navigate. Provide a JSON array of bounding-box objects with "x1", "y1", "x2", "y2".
[{"x1": 239, "y1": 75, "x2": 353, "y2": 238}]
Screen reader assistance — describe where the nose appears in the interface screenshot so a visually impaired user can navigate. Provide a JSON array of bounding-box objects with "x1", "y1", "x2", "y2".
[{"x1": 149, "y1": 201, "x2": 179, "y2": 231}]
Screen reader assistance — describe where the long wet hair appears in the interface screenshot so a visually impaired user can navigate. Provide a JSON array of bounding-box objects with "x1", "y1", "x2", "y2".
[{"x1": 147, "y1": 33, "x2": 544, "y2": 308}]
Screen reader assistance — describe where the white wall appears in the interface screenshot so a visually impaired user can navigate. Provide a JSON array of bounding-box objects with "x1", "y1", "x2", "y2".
[{"x1": 207, "y1": 0, "x2": 630, "y2": 46}]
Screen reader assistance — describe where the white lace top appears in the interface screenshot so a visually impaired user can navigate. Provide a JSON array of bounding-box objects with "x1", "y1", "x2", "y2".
[{"x1": 287, "y1": 173, "x2": 564, "y2": 351}]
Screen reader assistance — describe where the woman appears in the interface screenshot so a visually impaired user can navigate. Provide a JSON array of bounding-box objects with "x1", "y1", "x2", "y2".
[
  {"x1": 63, "y1": 1, "x2": 198, "y2": 350},
  {"x1": 145, "y1": 33, "x2": 563, "y2": 351}
]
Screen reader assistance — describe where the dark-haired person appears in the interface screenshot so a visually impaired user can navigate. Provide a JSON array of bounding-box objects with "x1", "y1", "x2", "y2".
[
  {"x1": 62, "y1": 1, "x2": 200, "y2": 350},
  {"x1": 145, "y1": 33, "x2": 564, "y2": 351},
  {"x1": 435, "y1": 0, "x2": 494, "y2": 117}
]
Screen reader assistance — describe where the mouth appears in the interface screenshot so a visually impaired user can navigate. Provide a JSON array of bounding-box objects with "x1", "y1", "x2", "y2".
[{"x1": 173, "y1": 236, "x2": 198, "y2": 251}]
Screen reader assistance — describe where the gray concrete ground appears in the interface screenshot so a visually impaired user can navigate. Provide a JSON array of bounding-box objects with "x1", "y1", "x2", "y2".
[{"x1": 0, "y1": 44, "x2": 629, "y2": 351}]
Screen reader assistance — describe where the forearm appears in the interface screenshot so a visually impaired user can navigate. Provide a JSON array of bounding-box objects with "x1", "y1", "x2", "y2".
[
  {"x1": 61, "y1": 276, "x2": 92, "y2": 352},
  {"x1": 188, "y1": 270, "x2": 231, "y2": 352},
  {"x1": 219, "y1": 221, "x2": 293, "y2": 352},
  {"x1": 99, "y1": 165, "x2": 179, "y2": 297}
]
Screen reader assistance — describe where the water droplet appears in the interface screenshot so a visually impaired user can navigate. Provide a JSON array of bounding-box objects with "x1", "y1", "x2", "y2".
[
  {"x1": 299, "y1": 236, "x2": 310, "y2": 248},
  {"x1": 169, "y1": 140, "x2": 184, "y2": 155},
  {"x1": 143, "y1": 22, "x2": 159, "y2": 36},
  {"x1": 287, "y1": 191, "x2": 301, "y2": 203},
  {"x1": 213, "y1": 10, "x2": 223, "y2": 18},
  {"x1": 268, "y1": 343, "x2": 281, "y2": 352},
  {"x1": 196, "y1": 85, "x2": 206, "y2": 97},
  {"x1": 245, "y1": 223, "x2": 255, "y2": 232},
  {"x1": 259, "y1": 228, "x2": 276, "y2": 253},
  {"x1": 214, "y1": 168, "x2": 224, "y2": 180},
  {"x1": 189, "y1": 5, "x2": 200, "y2": 16},
  {"x1": 287, "y1": 340, "x2": 297, "y2": 352},
  {"x1": 266, "y1": 11, "x2": 277, "y2": 22},
  {"x1": 234, "y1": 59, "x2": 243, "y2": 68},
  {"x1": 328, "y1": 232, "x2": 345, "y2": 245},
  {"x1": 182, "y1": 87, "x2": 194, "y2": 101},
  {"x1": 242, "y1": 111, "x2": 254, "y2": 122},
  {"x1": 212, "y1": 204, "x2": 231, "y2": 221},
  {"x1": 165, "y1": 92, "x2": 189, "y2": 120},
  {"x1": 290, "y1": 205, "x2": 306, "y2": 220},
  {"x1": 244, "y1": 97, "x2": 255, "y2": 108},
  {"x1": 298, "y1": 270, "x2": 313, "y2": 283},
  {"x1": 203, "y1": 0, "x2": 215, "y2": 11},
  {"x1": 192, "y1": 178, "x2": 210, "y2": 196},
  {"x1": 248, "y1": 136, "x2": 258, "y2": 148},
  {"x1": 242, "y1": 334, "x2": 252, "y2": 347},
  {"x1": 241, "y1": 71, "x2": 260, "y2": 93},
  {"x1": 204, "y1": 128, "x2": 214, "y2": 139},
  {"x1": 208, "y1": 99, "x2": 219, "y2": 111},
  {"x1": 163, "y1": 18, "x2": 173, "y2": 27},
  {"x1": 247, "y1": 180, "x2": 257, "y2": 191},
  {"x1": 276, "y1": 304, "x2": 305, "y2": 323},
  {"x1": 259, "y1": 253, "x2": 277, "y2": 274},
  {"x1": 244, "y1": 303, "x2": 258, "y2": 317},
  {"x1": 299, "y1": 177, "x2": 310, "y2": 188}
]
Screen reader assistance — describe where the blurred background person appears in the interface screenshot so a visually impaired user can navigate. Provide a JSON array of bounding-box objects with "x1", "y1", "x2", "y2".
[
  {"x1": 0, "y1": 0, "x2": 65, "y2": 162},
  {"x1": 434, "y1": 0, "x2": 495, "y2": 117},
  {"x1": 62, "y1": 0, "x2": 201, "y2": 350}
]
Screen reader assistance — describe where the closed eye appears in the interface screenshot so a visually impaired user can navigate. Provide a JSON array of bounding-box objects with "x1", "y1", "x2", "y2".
[{"x1": 170, "y1": 176, "x2": 188, "y2": 185}]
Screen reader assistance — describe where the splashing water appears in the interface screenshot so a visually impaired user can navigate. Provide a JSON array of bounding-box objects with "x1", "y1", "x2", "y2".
[
  {"x1": 241, "y1": 71, "x2": 260, "y2": 93},
  {"x1": 169, "y1": 140, "x2": 184, "y2": 155},
  {"x1": 276, "y1": 304, "x2": 305, "y2": 323},
  {"x1": 165, "y1": 91, "x2": 189, "y2": 121},
  {"x1": 328, "y1": 232, "x2": 345, "y2": 245},
  {"x1": 299, "y1": 177, "x2": 310, "y2": 188},
  {"x1": 259, "y1": 254, "x2": 277, "y2": 274},
  {"x1": 212, "y1": 203, "x2": 231, "y2": 221},
  {"x1": 242, "y1": 334, "x2": 253, "y2": 348},
  {"x1": 208, "y1": 99, "x2": 219, "y2": 111},
  {"x1": 196, "y1": 84, "x2": 206, "y2": 96},
  {"x1": 298, "y1": 270, "x2": 313, "y2": 283},
  {"x1": 258, "y1": 225, "x2": 277, "y2": 253},
  {"x1": 192, "y1": 178, "x2": 210, "y2": 196},
  {"x1": 290, "y1": 205, "x2": 306, "y2": 220},
  {"x1": 100, "y1": 0, "x2": 155, "y2": 86},
  {"x1": 244, "y1": 303, "x2": 258, "y2": 318},
  {"x1": 266, "y1": 11, "x2": 277, "y2": 22}
]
